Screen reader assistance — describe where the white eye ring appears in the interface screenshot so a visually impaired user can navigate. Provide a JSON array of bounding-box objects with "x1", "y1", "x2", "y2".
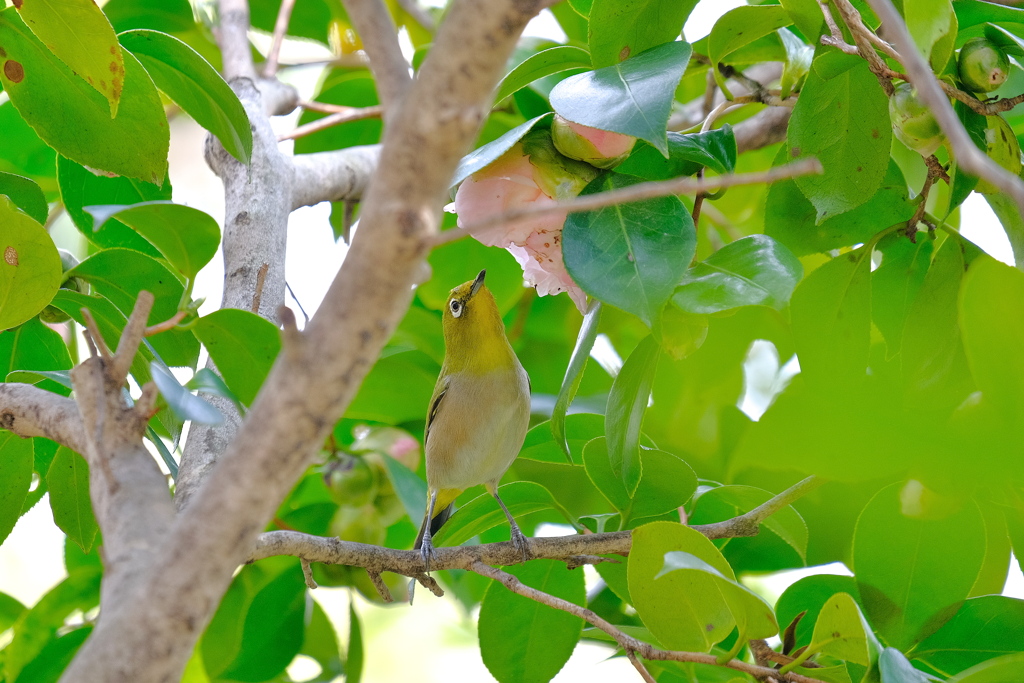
[{"x1": 450, "y1": 299, "x2": 463, "y2": 318}]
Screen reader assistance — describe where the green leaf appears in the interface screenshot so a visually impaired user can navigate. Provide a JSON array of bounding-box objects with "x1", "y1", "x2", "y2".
[
  {"x1": 520, "y1": 413, "x2": 604, "y2": 464},
  {"x1": 0, "y1": 195, "x2": 61, "y2": 331},
  {"x1": 583, "y1": 437, "x2": 696, "y2": 524},
  {"x1": 432, "y1": 482, "x2": 573, "y2": 547},
  {"x1": 880, "y1": 647, "x2": 936, "y2": 683},
  {"x1": 563, "y1": 173, "x2": 695, "y2": 327},
  {"x1": 0, "y1": 171, "x2": 47, "y2": 224},
  {"x1": 479, "y1": 560, "x2": 585, "y2": 683},
  {"x1": 0, "y1": 100, "x2": 56, "y2": 181},
  {"x1": 15, "y1": 626, "x2": 92, "y2": 683},
  {"x1": 495, "y1": 46, "x2": 591, "y2": 103},
  {"x1": 85, "y1": 202, "x2": 220, "y2": 282},
  {"x1": 150, "y1": 362, "x2": 223, "y2": 425},
  {"x1": 377, "y1": 453, "x2": 426, "y2": 528},
  {"x1": 779, "y1": 27, "x2": 814, "y2": 98},
  {"x1": 673, "y1": 235, "x2": 803, "y2": 314},
  {"x1": 450, "y1": 114, "x2": 553, "y2": 189},
  {"x1": 765, "y1": 149, "x2": 915, "y2": 256},
  {"x1": 803, "y1": 593, "x2": 879, "y2": 667},
  {"x1": 628, "y1": 521, "x2": 738, "y2": 652},
  {"x1": 119, "y1": 29, "x2": 252, "y2": 164},
  {"x1": 604, "y1": 334, "x2": 659, "y2": 494},
  {"x1": 790, "y1": 245, "x2": 872, "y2": 391},
  {"x1": 552, "y1": 301, "x2": 601, "y2": 462},
  {"x1": 46, "y1": 446, "x2": 99, "y2": 553},
  {"x1": 689, "y1": 484, "x2": 808, "y2": 562},
  {"x1": 587, "y1": 0, "x2": 696, "y2": 68},
  {"x1": 294, "y1": 71, "x2": 381, "y2": 155},
  {"x1": 347, "y1": 603, "x2": 364, "y2": 683},
  {"x1": 420, "y1": 235, "x2": 525, "y2": 315},
  {"x1": 789, "y1": 56, "x2": 891, "y2": 221},
  {"x1": 946, "y1": 652, "x2": 1024, "y2": 683},
  {"x1": 297, "y1": 599, "x2": 344, "y2": 683},
  {"x1": 982, "y1": 193, "x2": 1024, "y2": 269},
  {"x1": 776, "y1": 574, "x2": 861, "y2": 651},
  {"x1": 914, "y1": 596, "x2": 1024, "y2": 677},
  {"x1": 657, "y1": 550, "x2": 778, "y2": 644},
  {"x1": 780, "y1": 0, "x2": 824, "y2": 44},
  {"x1": 0, "y1": 9, "x2": 168, "y2": 184},
  {"x1": 103, "y1": 0, "x2": 195, "y2": 33},
  {"x1": 57, "y1": 156, "x2": 169, "y2": 254},
  {"x1": 0, "y1": 316, "x2": 73, "y2": 395},
  {"x1": 68, "y1": 248, "x2": 199, "y2": 368},
  {"x1": 853, "y1": 483, "x2": 986, "y2": 650},
  {"x1": 0, "y1": 591, "x2": 27, "y2": 632},
  {"x1": 192, "y1": 309, "x2": 281, "y2": 406},
  {"x1": 0, "y1": 431, "x2": 33, "y2": 545},
  {"x1": 345, "y1": 350, "x2": 436, "y2": 424},
  {"x1": 15, "y1": 0, "x2": 124, "y2": 114},
  {"x1": 709, "y1": 6, "x2": 793, "y2": 97},
  {"x1": 3, "y1": 568, "x2": 101, "y2": 683},
  {"x1": 616, "y1": 127, "x2": 738, "y2": 180},
  {"x1": 187, "y1": 368, "x2": 244, "y2": 415},
  {"x1": 872, "y1": 233, "x2": 933, "y2": 356},
  {"x1": 204, "y1": 560, "x2": 306, "y2": 682},
  {"x1": 905, "y1": 0, "x2": 954, "y2": 62},
  {"x1": 550, "y1": 41, "x2": 691, "y2": 155}
]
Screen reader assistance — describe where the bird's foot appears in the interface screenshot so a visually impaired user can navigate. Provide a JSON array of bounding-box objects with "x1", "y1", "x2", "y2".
[
  {"x1": 420, "y1": 535, "x2": 436, "y2": 573},
  {"x1": 509, "y1": 525, "x2": 532, "y2": 562}
]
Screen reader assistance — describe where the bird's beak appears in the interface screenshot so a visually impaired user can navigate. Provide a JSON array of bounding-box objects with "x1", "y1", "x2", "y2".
[{"x1": 470, "y1": 269, "x2": 486, "y2": 297}]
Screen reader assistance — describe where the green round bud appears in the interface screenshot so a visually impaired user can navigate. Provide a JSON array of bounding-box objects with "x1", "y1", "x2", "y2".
[
  {"x1": 39, "y1": 249, "x2": 85, "y2": 324},
  {"x1": 330, "y1": 504, "x2": 386, "y2": 546},
  {"x1": 550, "y1": 115, "x2": 636, "y2": 170},
  {"x1": 889, "y1": 83, "x2": 945, "y2": 157},
  {"x1": 957, "y1": 38, "x2": 1010, "y2": 94},
  {"x1": 324, "y1": 454, "x2": 378, "y2": 507},
  {"x1": 976, "y1": 114, "x2": 1022, "y2": 194}
]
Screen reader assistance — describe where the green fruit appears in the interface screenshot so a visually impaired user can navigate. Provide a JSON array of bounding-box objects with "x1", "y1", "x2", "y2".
[
  {"x1": 976, "y1": 114, "x2": 1022, "y2": 194},
  {"x1": 324, "y1": 454, "x2": 378, "y2": 507},
  {"x1": 330, "y1": 504, "x2": 386, "y2": 546},
  {"x1": 958, "y1": 37, "x2": 1010, "y2": 94},
  {"x1": 889, "y1": 82, "x2": 945, "y2": 156},
  {"x1": 39, "y1": 249, "x2": 85, "y2": 324}
]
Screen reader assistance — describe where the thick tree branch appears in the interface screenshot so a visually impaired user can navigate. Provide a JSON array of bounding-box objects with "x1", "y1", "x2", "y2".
[
  {"x1": 469, "y1": 562, "x2": 828, "y2": 683},
  {"x1": 341, "y1": 0, "x2": 412, "y2": 111},
  {"x1": 291, "y1": 146, "x2": 381, "y2": 210},
  {"x1": 861, "y1": 0, "x2": 1024, "y2": 225},
  {"x1": 61, "y1": 1, "x2": 546, "y2": 680},
  {"x1": 0, "y1": 384, "x2": 86, "y2": 453}
]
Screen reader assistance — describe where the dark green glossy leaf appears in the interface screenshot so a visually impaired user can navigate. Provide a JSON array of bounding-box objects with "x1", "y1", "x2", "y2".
[
  {"x1": 433, "y1": 482, "x2": 573, "y2": 547},
  {"x1": 15, "y1": 625, "x2": 92, "y2": 683},
  {"x1": 150, "y1": 362, "x2": 223, "y2": 425},
  {"x1": 520, "y1": 413, "x2": 604, "y2": 464},
  {"x1": 479, "y1": 560, "x2": 585, "y2": 683},
  {"x1": 604, "y1": 334, "x2": 659, "y2": 494},
  {"x1": 709, "y1": 6, "x2": 793, "y2": 97},
  {"x1": 789, "y1": 56, "x2": 891, "y2": 221},
  {"x1": 765, "y1": 149, "x2": 915, "y2": 256},
  {"x1": 420, "y1": 235, "x2": 525, "y2": 315},
  {"x1": 0, "y1": 9, "x2": 168, "y2": 183},
  {"x1": 192, "y1": 309, "x2": 281, "y2": 406},
  {"x1": 103, "y1": 0, "x2": 195, "y2": 33},
  {"x1": 57, "y1": 156, "x2": 169, "y2": 255},
  {"x1": 0, "y1": 431, "x2": 32, "y2": 545},
  {"x1": 495, "y1": 46, "x2": 591, "y2": 102},
  {"x1": 68, "y1": 248, "x2": 200, "y2": 368},
  {"x1": 587, "y1": 0, "x2": 696, "y2": 68},
  {"x1": 628, "y1": 521, "x2": 737, "y2": 652},
  {"x1": 86, "y1": 202, "x2": 220, "y2": 282},
  {"x1": 552, "y1": 301, "x2": 601, "y2": 462},
  {"x1": 0, "y1": 171, "x2": 47, "y2": 224},
  {"x1": 0, "y1": 317, "x2": 73, "y2": 396},
  {"x1": 914, "y1": 596, "x2": 1024, "y2": 677},
  {"x1": 46, "y1": 447, "x2": 98, "y2": 553},
  {"x1": 0, "y1": 101, "x2": 56, "y2": 181},
  {"x1": 0, "y1": 195, "x2": 61, "y2": 331},
  {"x1": 616, "y1": 127, "x2": 737, "y2": 180},
  {"x1": 582, "y1": 437, "x2": 696, "y2": 524},
  {"x1": 790, "y1": 245, "x2": 872, "y2": 391},
  {"x1": 297, "y1": 599, "x2": 345, "y2": 683},
  {"x1": 15, "y1": 0, "x2": 124, "y2": 113},
  {"x1": 673, "y1": 235, "x2": 802, "y2": 314},
  {"x1": 120, "y1": 29, "x2": 252, "y2": 164},
  {"x1": 946, "y1": 652, "x2": 1024, "y2": 683},
  {"x1": 450, "y1": 114, "x2": 552, "y2": 189},
  {"x1": 854, "y1": 483, "x2": 986, "y2": 650},
  {"x1": 563, "y1": 173, "x2": 695, "y2": 327},
  {"x1": 550, "y1": 41, "x2": 691, "y2": 155}
]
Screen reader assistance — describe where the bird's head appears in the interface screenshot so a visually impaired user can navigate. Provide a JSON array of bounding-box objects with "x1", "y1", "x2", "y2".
[{"x1": 442, "y1": 270, "x2": 508, "y2": 367}]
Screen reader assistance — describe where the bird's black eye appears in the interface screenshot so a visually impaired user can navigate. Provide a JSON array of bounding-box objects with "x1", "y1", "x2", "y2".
[{"x1": 450, "y1": 299, "x2": 463, "y2": 318}]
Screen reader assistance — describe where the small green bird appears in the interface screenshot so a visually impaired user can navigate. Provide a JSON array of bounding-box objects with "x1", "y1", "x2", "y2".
[{"x1": 414, "y1": 270, "x2": 532, "y2": 567}]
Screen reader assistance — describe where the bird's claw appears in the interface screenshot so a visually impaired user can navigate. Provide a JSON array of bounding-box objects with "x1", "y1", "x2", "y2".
[
  {"x1": 420, "y1": 536, "x2": 436, "y2": 573},
  {"x1": 510, "y1": 526, "x2": 532, "y2": 562}
]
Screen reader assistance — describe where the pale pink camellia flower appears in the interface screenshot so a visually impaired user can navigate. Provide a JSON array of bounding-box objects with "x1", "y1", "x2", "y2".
[
  {"x1": 551, "y1": 114, "x2": 636, "y2": 169},
  {"x1": 453, "y1": 138, "x2": 591, "y2": 313}
]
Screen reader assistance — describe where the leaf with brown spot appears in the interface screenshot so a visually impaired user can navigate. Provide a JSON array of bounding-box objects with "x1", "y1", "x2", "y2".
[
  {"x1": 3, "y1": 58, "x2": 22, "y2": 81},
  {"x1": 0, "y1": 195, "x2": 61, "y2": 330},
  {"x1": 14, "y1": 0, "x2": 124, "y2": 114}
]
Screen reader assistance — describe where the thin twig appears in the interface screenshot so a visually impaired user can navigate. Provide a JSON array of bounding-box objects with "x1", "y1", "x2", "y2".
[
  {"x1": 278, "y1": 105, "x2": 384, "y2": 141},
  {"x1": 863, "y1": 0, "x2": 1024, "y2": 218},
  {"x1": 301, "y1": 558, "x2": 318, "y2": 589},
  {"x1": 444, "y1": 159, "x2": 822, "y2": 248},
  {"x1": 263, "y1": 0, "x2": 298, "y2": 76},
  {"x1": 626, "y1": 649, "x2": 658, "y2": 683},
  {"x1": 80, "y1": 309, "x2": 111, "y2": 360},
  {"x1": 144, "y1": 311, "x2": 187, "y2": 337},
  {"x1": 469, "y1": 561, "x2": 828, "y2": 683},
  {"x1": 111, "y1": 291, "x2": 155, "y2": 384},
  {"x1": 691, "y1": 476, "x2": 823, "y2": 539}
]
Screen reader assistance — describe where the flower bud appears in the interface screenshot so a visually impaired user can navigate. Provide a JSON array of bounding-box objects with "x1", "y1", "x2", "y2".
[
  {"x1": 958, "y1": 37, "x2": 1010, "y2": 94},
  {"x1": 551, "y1": 115, "x2": 636, "y2": 169},
  {"x1": 889, "y1": 83, "x2": 945, "y2": 157}
]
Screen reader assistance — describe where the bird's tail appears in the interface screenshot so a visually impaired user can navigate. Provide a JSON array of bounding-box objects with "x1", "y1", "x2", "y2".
[{"x1": 413, "y1": 502, "x2": 454, "y2": 550}]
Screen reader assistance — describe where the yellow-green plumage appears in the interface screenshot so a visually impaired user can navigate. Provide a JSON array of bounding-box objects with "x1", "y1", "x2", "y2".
[{"x1": 414, "y1": 270, "x2": 531, "y2": 565}]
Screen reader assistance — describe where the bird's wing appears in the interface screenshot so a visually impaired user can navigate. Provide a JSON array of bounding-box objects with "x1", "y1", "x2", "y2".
[{"x1": 424, "y1": 376, "x2": 448, "y2": 446}]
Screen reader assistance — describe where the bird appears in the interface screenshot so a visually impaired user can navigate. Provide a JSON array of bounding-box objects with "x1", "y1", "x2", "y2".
[{"x1": 413, "y1": 269, "x2": 532, "y2": 570}]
